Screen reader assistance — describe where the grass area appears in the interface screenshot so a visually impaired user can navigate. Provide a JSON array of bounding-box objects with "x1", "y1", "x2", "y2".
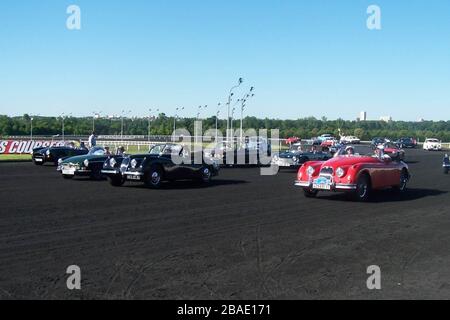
[{"x1": 0, "y1": 154, "x2": 32, "y2": 162}]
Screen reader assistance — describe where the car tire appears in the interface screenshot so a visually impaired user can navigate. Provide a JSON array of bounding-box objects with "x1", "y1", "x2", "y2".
[
  {"x1": 199, "y1": 166, "x2": 212, "y2": 183},
  {"x1": 393, "y1": 170, "x2": 409, "y2": 192},
  {"x1": 444, "y1": 168, "x2": 449, "y2": 175},
  {"x1": 90, "y1": 170, "x2": 103, "y2": 180},
  {"x1": 303, "y1": 188, "x2": 318, "y2": 198},
  {"x1": 33, "y1": 160, "x2": 43, "y2": 166},
  {"x1": 109, "y1": 176, "x2": 125, "y2": 187},
  {"x1": 144, "y1": 166, "x2": 163, "y2": 188},
  {"x1": 353, "y1": 174, "x2": 371, "y2": 202},
  {"x1": 62, "y1": 174, "x2": 73, "y2": 180}
]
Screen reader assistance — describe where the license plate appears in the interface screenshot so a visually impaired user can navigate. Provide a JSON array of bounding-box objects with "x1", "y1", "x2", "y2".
[
  {"x1": 313, "y1": 177, "x2": 332, "y2": 190},
  {"x1": 35, "y1": 158, "x2": 43, "y2": 162},
  {"x1": 62, "y1": 169, "x2": 75, "y2": 175},
  {"x1": 127, "y1": 175, "x2": 141, "y2": 181}
]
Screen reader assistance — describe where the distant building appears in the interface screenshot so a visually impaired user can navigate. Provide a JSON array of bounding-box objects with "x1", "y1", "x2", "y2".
[
  {"x1": 359, "y1": 111, "x2": 367, "y2": 121},
  {"x1": 380, "y1": 116, "x2": 392, "y2": 122},
  {"x1": 417, "y1": 118, "x2": 425, "y2": 122}
]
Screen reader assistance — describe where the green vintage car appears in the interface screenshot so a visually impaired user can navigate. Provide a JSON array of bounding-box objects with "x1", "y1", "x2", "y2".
[{"x1": 57, "y1": 147, "x2": 110, "y2": 180}]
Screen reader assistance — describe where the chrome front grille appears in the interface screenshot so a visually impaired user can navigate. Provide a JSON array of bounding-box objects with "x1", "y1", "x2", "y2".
[
  {"x1": 62, "y1": 163, "x2": 80, "y2": 170},
  {"x1": 320, "y1": 167, "x2": 334, "y2": 175}
]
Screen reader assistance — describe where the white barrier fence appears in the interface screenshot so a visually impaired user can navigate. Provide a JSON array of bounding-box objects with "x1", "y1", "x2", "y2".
[{"x1": 1, "y1": 137, "x2": 449, "y2": 155}]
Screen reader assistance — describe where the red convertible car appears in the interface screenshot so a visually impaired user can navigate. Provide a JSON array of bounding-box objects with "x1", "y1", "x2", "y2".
[
  {"x1": 295, "y1": 145, "x2": 410, "y2": 201},
  {"x1": 382, "y1": 142, "x2": 405, "y2": 161}
]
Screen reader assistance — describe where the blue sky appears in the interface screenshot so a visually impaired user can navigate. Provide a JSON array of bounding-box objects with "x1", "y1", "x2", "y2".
[{"x1": 0, "y1": 0, "x2": 449, "y2": 121}]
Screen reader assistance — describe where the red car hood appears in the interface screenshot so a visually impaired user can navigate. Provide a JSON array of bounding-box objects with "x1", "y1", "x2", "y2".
[{"x1": 320, "y1": 155, "x2": 380, "y2": 168}]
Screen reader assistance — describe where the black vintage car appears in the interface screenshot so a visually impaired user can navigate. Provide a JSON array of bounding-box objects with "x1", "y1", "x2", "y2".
[
  {"x1": 394, "y1": 137, "x2": 417, "y2": 148},
  {"x1": 57, "y1": 147, "x2": 110, "y2": 180},
  {"x1": 443, "y1": 154, "x2": 449, "y2": 174},
  {"x1": 32, "y1": 145, "x2": 89, "y2": 166},
  {"x1": 271, "y1": 143, "x2": 331, "y2": 168},
  {"x1": 101, "y1": 144, "x2": 219, "y2": 188},
  {"x1": 371, "y1": 137, "x2": 388, "y2": 148}
]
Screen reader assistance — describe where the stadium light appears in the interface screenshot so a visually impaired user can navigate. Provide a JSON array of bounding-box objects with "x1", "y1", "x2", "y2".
[
  {"x1": 173, "y1": 107, "x2": 184, "y2": 140},
  {"x1": 121, "y1": 110, "x2": 132, "y2": 141},
  {"x1": 92, "y1": 111, "x2": 102, "y2": 132},
  {"x1": 30, "y1": 114, "x2": 39, "y2": 142},
  {"x1": 148, "y1": 108, "x2": 159, "y2": 142},
  {"x1": 226, "y1": 78, "x2": 243, "y2": 141}
]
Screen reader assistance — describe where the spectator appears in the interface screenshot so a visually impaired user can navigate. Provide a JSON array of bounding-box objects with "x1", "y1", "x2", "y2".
[
  {"x1": 116, "y1": 146, "x2": 125, "y2": 156},
  {"x1": 88, "y1": 132, "x2": 97, "y2": 148}
]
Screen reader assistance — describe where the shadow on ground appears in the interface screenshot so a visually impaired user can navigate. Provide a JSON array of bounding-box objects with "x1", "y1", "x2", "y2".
[
  {"x1": 317, "y1": 188, "x2": 447, "y2": 203},
  {"x1": 123, "y1": 179, "x2": 248, "y2": 190}
]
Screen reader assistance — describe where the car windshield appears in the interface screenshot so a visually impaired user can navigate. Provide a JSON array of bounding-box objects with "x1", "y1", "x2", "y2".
[
  {"x1": 149, "y1": 145, "x2": 164, "y2": 155},
  {"x1": 88, "y1": 147, "x2": 105, "y2": 155},
  {"x1": 288, "y1": 143, "x2": 317, "y2": 153},
  {"x1": 384, "y1": 142, "x2": 397, "y2": 148},
  {"x1": 149, "y1": 144, "x2": 183, "y2": 155},
  {"x1": 427, "y1": 139, "x2": 439, "y2": 142},
  {"x1": 335, "y1": 145, "x2": 374, "y2": 157}
]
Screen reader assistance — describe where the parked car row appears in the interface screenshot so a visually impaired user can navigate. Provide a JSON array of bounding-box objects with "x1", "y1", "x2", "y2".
[
  {"x1": 54, "y1": 144, "x2": 220, "y2": 188},
  {"x1": 32, "y1": 139, "x2": 448, "y2": 201}
]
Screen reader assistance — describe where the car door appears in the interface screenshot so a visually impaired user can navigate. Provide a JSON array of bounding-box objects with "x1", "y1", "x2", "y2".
[{"x1": 369, "y1": 159, "x2": 401, "y2": 188}]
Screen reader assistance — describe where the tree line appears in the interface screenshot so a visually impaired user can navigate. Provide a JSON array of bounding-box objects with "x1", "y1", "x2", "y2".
[{"x1": 1, "y1": 114, "x2": 450, "y2": 141}]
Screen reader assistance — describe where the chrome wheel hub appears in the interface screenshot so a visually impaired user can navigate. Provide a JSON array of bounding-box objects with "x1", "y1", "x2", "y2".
[{"x1": 151, "y1": 171, "x2": 160, "y2": 184}]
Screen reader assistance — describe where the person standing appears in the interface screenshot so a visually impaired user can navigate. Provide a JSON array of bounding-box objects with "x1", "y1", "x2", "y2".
[{"x1": 88, "y1": 132, "x2": 97, "y2": 148}]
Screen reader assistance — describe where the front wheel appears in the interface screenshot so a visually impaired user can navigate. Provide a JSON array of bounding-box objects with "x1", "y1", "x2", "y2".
[
  {"x1": 90, "y1": 170, "x2": 103, "y2": 180},
  {"x1": 109, "y1": 176, "x2": 124, "y2": 187},
  {"x1": 144, "y1": 166, "x2": 163, "y2": 188},
  {"x1": 303, "y1": 188, "x2": 318, "y2": 198},
  {"x1": 62, "y1": 174, "x2": 73, "y2": 180},
  {"x1": 353, "y1": 174, "x2": 371, "y2": 202},
  {"x1": 444, "y1": 168, "x2": 449, "y2": 175},
  {"x1": 393, "y1": 170, "x2": 409, "y2": 192},
  {"x1": 199, "y1": 167, "x2": 212, "y2": 183}
]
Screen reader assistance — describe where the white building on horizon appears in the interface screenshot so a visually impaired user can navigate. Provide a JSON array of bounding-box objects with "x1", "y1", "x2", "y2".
[
  {"x1": 359, "y1": 111, "x2": 367, "y2": 121},
  {"x1": 380, "y1": 115, "x2": 392, "y2": 122}
]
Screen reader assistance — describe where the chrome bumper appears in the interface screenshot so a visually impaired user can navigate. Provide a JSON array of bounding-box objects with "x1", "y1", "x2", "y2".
[
  {"x1": 124, "y1": 171, "x2": 144, "y2": 176},
  {"x1": 101, "y1": 169, "x2": 120, "y2": 175}
]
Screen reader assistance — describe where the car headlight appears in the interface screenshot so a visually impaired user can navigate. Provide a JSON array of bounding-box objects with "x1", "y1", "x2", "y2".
[
  {"x1": 58, "y1": 158, "x2": 63, "y2": 165},
  {"x1": 306, "y1": 166, "x2": 315, "y2": 176},
  {"x1": 336, "y1": 167, "x2": 345, "y2": 178},
  {"x1": 83, "y1": 159, "x2": 89, "y2": 167},
  {"x1": 109, "y1": 158, "x2": 117, "y2": 167},
  {"x1": 292, "y1": 156, "x2": 298, "y2": 162},
  {"x1": 46, "y1": 150, "x2": 50, "y2": 156},
  {"x1": 131, "y1": 159, "x2": 137, "y2": 168}
]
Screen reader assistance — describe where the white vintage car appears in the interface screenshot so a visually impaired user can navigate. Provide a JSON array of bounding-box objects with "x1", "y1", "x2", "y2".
[
  {"x1": 423, "y1": 138, "x2": 442, "y2": 151},
  {"x1": 340, "y1": 136, "x2": 361, "y2": 144}
]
